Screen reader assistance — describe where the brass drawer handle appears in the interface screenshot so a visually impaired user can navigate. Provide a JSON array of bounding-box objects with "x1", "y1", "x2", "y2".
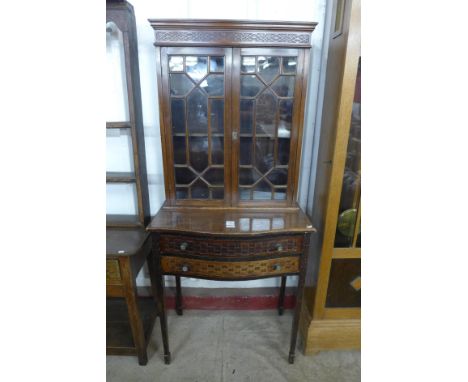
[
  {"x1": 180, "y1": 264, "x2": 190, "y2": 272},
  {"x1": 179, "y1": 242, "x2": 188, "y2": 251},
  {"x1": 272, "y1": 264, "x2": 282, "y2": 271},
  {"x1": 275, "y1": 243, "x2": 283, "y2": 252}
]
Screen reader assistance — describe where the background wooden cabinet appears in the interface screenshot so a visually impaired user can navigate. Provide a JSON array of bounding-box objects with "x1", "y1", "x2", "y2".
[{"x1": 301, "y1": 0, "x2": 361, "y2": 353}]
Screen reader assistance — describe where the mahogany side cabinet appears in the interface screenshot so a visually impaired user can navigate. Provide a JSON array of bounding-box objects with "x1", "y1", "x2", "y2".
[{"x1": 146, "y1": 19, "x2": 318, "y2": 364}]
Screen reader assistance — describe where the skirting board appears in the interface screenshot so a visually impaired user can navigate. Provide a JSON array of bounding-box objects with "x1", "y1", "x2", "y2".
[{"x1": 304, "y1": 319, "x2": 361, "y2": 353}]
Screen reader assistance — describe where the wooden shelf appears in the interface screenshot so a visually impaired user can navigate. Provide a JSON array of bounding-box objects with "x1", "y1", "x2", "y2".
[
  {"x1": 107, "y1": 121, "x2": 132, "y2": 129},
  {"x1": 106, "y1": 171, "x2": 136, "y2": 183},
  {"x1": 106, "y1": 297, "x2": 157, "y2": 354},
  {"x1": 107, "y1": 214, "x2": 142, "y2": 228}
]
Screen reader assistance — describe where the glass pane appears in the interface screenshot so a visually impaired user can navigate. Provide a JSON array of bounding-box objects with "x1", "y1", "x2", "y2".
[
  {"x1": 187, "y1": 88, "x2": 208, "y2": 134},
  {"x1": 106, "y1": 22, "x2": 129, "y2": 122},
  {"x1": 203, "y1": 167, "x2": 224, "y2": 186},
  {"x1": 239, "y1": 137, "x2": 252, "y2": 165},
  {"x1": 191, "y1": 179, "x2": 209, "y2": 199},
  {"x1": 256, "y1": 90, "x2": 277, "y2": 137},
  {"x1": 200, "y1": 74, "x2": 224, "y2": 96},
  {"x1": 274, "y1": 190, "x2": 287, "y2": 200},
  {"x1": 272, "y1": 76, "x2": 295, "y2": 97},
  {"x1": 210, "y1": 99, "x2": 224, "y2": 134},
  {"x1": 106, "y1": 183, "x2": 138, "y2": 215},
  {"x1": 255, "y1": 138, "x2": 274, "y2": 174},
  {"x1": 282, "y1": 57, "x2": 297, "y2": 74},
  {"x1": 169, "y1": 56, "x2": 184, "y2": 72},
  {"x1": 335, "y1": 60, "x2": 361, "y2": 248},
  {"x1": 326, "y1": 259, "x2": 361, "y2": 308},
  {"x1": 170, "y1": 74, "x2": 194, "y2": 96},
  {"x1": 239, "y1": 168, "x2": 261, "y2": 186},
  {"x1": 172, "y1": 136, "x2": 186, "y2": 164},
  {"x1": 210, "y1": 56, "x2": 224, "y2": 72},
  {"x1": 175, "y1": 167, "x2": 197, "y2": 185},
  {"x1": 106, "y1": 128, "x2": 134, "y2": 173},
  {"x1": 189, "y1": 137, "x2": 208, "y2": 172},
  {"x1": 252, "y1": 180, "x2": 272, "y2": 200},
  {"x1": 267, "y1": 168, "x2": 288, "y2": 186},
  {"x1": 186, "y1": 56, "x2": 208, "y2": 82},
  {"x1": 212, "y1": 188, "x2": 224, "y2": 199},
  {"x1": 277, "y1": 138, "x2": 290, "y2": 165},
  {"x1": 240, "y1": 99, "x2": 254, "y2": 134},
  {"x1": 171, "y1": 99, "x2": 186, "y2": 134},
  {"x1": 257, "y1": 56, "x2": 280, "y2": 83},
  {"x1": 278, "y1": 99, "x2": 293, "y2": 138},
  {"x1": 241, "y1": 56, "x2": 256, "y2": 73},
  {"x1": 176, "y1": 187, "x2": 188, "y2": 199},
  {"x1": 211, "y1": 136, "x2": 224, "y2": 164},
  {"x1": 240, "y1": 188, "x2": 251, "y2": 200},
  {"x1": 241, "y1": 75, "x2": 264, "y2": 97}
]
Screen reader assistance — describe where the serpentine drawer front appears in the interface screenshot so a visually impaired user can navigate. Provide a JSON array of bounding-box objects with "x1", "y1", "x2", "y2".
[
  {"x1": 161, "y1": 255, "x2": 300, "y2": 279},
  {"x1": 160, "y1": 234, "x2": 303, "y2": 259}
]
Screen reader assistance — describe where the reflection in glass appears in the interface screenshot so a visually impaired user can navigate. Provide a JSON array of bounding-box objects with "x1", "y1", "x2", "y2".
[
  {"x1": 172, "y1": 136, "x2": 186, "y2": 164},
  {"x1": 239, "y1": 137, "x2": 252, "y2": 165},
  {"x1": 240, "y1": 99, "x2": 254, "y2": 134},
  {"x1": 212, "y1": 188, "x2": 224, "y2": 199},
  {"x1": 282, "y1": 57, "x2": 297, "y2": 74},
  {"x1": 277, "y1": 138, "x2": 290, "y2": 165},
  {"x1": 200, "y1": 74, "x2": 224, "y2": 96},
  {"x1": 272, "y1": 76, "x2": 295, "y2": 97},
  {"x1": 189, "y1": 137, "x2": 209, "y2": 172},
  {"x1": 106, "y1": 22, "x2": 129, "y2": 121},
  {"x1": 170, "y1": 73, "x2": 194, "y2": 96},
  {"x1": 240, "y1": 188, "x2": 251, "y2": 200},
  {"x1": 255, "y1": 138, "x2": 274, "y2": 174},
  {"x1": 210, "y1": 56, "x2": 224, "y2": 72},
  {"x1": 211, "y1": 137, "x2": 224, "y2": 164},
  {"x1": 278, "y1": 99, "x2": 293, "y2": 138},
  {"x1": 187, "y1": 88, "x2": 208, "y2": 134},
  {"x1": 241, "y1": 56, "x2": 256, "y2": 73},
  {"x1": 241, "y1": 75, "x2": 264, "y2": 97},
  {"x1": 256, "y1": 90, "x2": 277, "y2": 136},
  {"x1": 171, "y1": 99, "x2": 186, "y2": 133},
  {"x1": 257, "y1": 56, "x2": 280, "y2": 83},
  {"x1": 191, "y1": 178, "x2": 209, "y2": 199},
  {"x1": 176, "y1": 188, "x2": 188, "y2": 199},
  {"x1": 210, "y1": 99, "x2": 224, "y2": 134},
  {"x1": 252, "y1": 180, "x2": 272, "y2": 200},
  {"x1": 169, "y1": 56, "x2": 184, "y2": 72},
  {"x1": 274, "y1": 191, "x2": 287, "y2": 200},
  {"x1": 186, "y1": 56, "x2": 207, "y2": 82}
]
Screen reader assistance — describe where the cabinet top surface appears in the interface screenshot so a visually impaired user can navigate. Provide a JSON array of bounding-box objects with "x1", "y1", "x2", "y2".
[
  {"x1": 147, "y1": 207, "x2": 315, "y2": 236},
  {"x1": 106, "y1": 227, "x2": 149, "y2": 256}
]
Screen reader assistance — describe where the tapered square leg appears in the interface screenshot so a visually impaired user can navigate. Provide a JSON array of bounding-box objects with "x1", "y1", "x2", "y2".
[
  {"x1": 278, "y1": 276, "x2": 287, "y2": 316},
  {"x1": 175, "y1": 276, "x2": 183, "y2": 315}
]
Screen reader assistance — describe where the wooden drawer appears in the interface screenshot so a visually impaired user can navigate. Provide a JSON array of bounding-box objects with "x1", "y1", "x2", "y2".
[
  {"x1": 106, "y1": 259, "x2": 122, "y2": 285},
  {"x1": 159, "y1": 234, "x2": 303, "y2": 259},
  {"x1": 161, "y1": 255, "x2": 300, "y2": 280}
]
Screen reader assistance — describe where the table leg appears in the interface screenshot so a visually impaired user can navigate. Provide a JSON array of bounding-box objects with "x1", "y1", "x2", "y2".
[
  {"x1": 151, "y1": 234, "x2": 171, "y2": 364},
  {"x1": 278, "y1": 276, "x2": 287, "y2": 316},
  {"x1": 288, "y1": 233, "x2": 311, "y2": 364},
  {"x1": 175, "y1": 276, "x2": 183, "y2": 315},
  {"x1": 120, "y1": 258, "x2": 148, "y2": 366}
]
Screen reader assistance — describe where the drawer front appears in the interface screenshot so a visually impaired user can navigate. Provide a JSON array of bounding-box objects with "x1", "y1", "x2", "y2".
[
  {"x1": 106, "y1": 259, "x2": 122, "y2": 284},
  {"x1": 159, "y1": 234, "x2": 303, "y2": 258},
  {"x1": 161, "y1": 256, "x2": 300, "y2": 280}
]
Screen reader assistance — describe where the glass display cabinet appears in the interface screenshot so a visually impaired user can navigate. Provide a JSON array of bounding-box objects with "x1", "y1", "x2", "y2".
[
  {"x1": 106, "y1": 0, "x2": 157, "y2": 366},
  {"x1": 147, "y1": 19, "x2": 317, "y2": 364},
  {"x1": 301, "y1": 0, "x2": 361, "y2": 354}
]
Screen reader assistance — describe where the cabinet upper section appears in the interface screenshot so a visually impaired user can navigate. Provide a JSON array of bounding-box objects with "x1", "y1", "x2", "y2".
[{"x1": 148, "y1": 19, "x2": 317, "y2": 48}]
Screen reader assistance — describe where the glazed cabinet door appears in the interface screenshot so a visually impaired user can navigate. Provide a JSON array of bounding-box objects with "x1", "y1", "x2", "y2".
[
  {"x1": 231, "y1": 48, "x2": 307, "y2": 206},
  {"x1": 159, "y1": 47, "x2": 232, "y2": 206}
]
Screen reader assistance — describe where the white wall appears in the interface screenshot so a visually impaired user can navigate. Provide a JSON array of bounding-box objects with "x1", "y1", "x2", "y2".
[{"x1": 106, "y1": 0, "x2": 328, "y2": 288}]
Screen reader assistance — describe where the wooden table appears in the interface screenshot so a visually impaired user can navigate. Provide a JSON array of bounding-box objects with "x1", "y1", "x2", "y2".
[
  {"x1": 106, "y1": 227, "x2": 159, "y2": 365},
  {"x1": 148, "y1": 208, "x2": 315, "y2": 364}
]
